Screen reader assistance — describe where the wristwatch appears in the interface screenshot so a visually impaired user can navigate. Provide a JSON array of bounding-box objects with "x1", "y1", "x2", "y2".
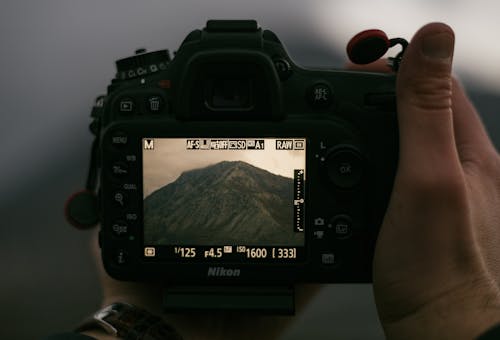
[{"x1": 75, "y1": 302, "x2": 183, "y2": 340}]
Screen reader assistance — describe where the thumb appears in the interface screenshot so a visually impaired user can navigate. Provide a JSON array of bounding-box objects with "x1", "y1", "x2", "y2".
[{"x1": 396, "y1": 23, "x2": 459, "y2": 181}]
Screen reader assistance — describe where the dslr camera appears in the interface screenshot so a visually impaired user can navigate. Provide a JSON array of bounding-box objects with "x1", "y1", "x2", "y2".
[{"x1": 75, "y1": 20, "x2": 398, "y2": 312}]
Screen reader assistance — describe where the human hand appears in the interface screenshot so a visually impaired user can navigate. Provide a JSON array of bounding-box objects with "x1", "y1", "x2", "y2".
[
  {"x1": 82, "y1": 229, "x2": 322, "y2": 340},
  {"x1": 365, "y1": 23, "x2": 500, "y2": 339},
  {"x1": 80, "y1": 22, "x2": 500, "y2": 340}
]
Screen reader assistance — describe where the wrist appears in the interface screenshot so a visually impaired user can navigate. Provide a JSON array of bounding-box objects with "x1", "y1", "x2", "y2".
[
  {"x1": 380, "y1": 286, "x2": 500, "y2": 340},
  {"x1": 383, "y1": 309, "x2": 500, "y2": 340}
]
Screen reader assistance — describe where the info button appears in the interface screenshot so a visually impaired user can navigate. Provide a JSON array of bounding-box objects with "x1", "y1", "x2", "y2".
[{"x1": 114, "y1": 249, "x2": 129, "y2": 265}]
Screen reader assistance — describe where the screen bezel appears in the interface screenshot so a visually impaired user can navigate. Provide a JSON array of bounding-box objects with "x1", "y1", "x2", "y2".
[{"x1": 101, "y1": 118, "x2": 370, "y2": 284}]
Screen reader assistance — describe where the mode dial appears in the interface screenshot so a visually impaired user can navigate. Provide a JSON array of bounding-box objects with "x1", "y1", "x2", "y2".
[{"x1": 115, "y1": 49, "x2": 171, "y2": 81}]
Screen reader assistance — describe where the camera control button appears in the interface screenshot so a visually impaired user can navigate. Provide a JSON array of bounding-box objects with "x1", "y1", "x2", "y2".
[
  {"x1": 112, "y1": 191, "x2": 128, "y2": 208},
  {"x1": 110, "y1": 131, "x2": 128, "y2": 148},
  {"x1": 111, "y1": 162, "x2": 129, "y2": 178},
  {"x1": 307, "y1": 83, "x2": 333, "y2": 109},
  {"x1": 114, "y1": 249, "x2": 129, "y2": 265},
  {"x1": 325, "y1": 147, "x2": 363, "y2": 189},
  {"x1": 328, "y1": 215, "x2": 353, "y2": 239},
  {"x1": 320, "y1": 252, "x2": 337, "y2": 266},
  {"x1": 111, "y1": 221, "x2": 129, "y2": 237},
  {"x1": 116, "y1": 97, "x2": 135, "y2": 114},
  {"x1": 146, "y1": 95, "x2": 165, "y2": 113}
]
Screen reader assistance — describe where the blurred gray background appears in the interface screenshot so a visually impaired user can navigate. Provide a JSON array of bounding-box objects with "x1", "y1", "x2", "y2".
[{"x1": 1, "y1": 0, "x2": 498, "y2": 339}]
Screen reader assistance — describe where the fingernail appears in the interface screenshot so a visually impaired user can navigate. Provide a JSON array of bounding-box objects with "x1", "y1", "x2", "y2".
[{"x1": 421, "y1": 32, "x2": 454, "y2": 59}]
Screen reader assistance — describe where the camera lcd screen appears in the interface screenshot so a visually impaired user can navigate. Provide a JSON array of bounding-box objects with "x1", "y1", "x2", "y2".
[{"x1": 142, "y1": 138, "x2": 306, "y2": 262}]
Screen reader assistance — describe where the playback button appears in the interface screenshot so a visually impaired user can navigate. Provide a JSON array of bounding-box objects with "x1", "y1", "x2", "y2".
[{"x1": 116, "y1": 97, "x2": 135, "y2": 115}]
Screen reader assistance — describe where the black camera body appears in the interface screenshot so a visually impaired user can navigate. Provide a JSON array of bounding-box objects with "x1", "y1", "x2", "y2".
[{"x1": 92, "y1": 20, "x2": 398, "y2": 287}]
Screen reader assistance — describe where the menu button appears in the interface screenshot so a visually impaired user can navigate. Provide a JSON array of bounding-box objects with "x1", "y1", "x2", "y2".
[{"x1": 110, "y1": 131, "x2": 128, "y2": 148}]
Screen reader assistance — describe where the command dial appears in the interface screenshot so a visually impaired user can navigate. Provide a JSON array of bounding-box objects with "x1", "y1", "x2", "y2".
[{"x1": 115, "y1": 49, "x2": 171, "y2": 81}]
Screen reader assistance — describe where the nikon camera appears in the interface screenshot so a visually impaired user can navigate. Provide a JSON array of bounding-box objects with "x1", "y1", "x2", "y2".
[{"x1": 81, "y1": 20, "x2": 398, "y2": 296}]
